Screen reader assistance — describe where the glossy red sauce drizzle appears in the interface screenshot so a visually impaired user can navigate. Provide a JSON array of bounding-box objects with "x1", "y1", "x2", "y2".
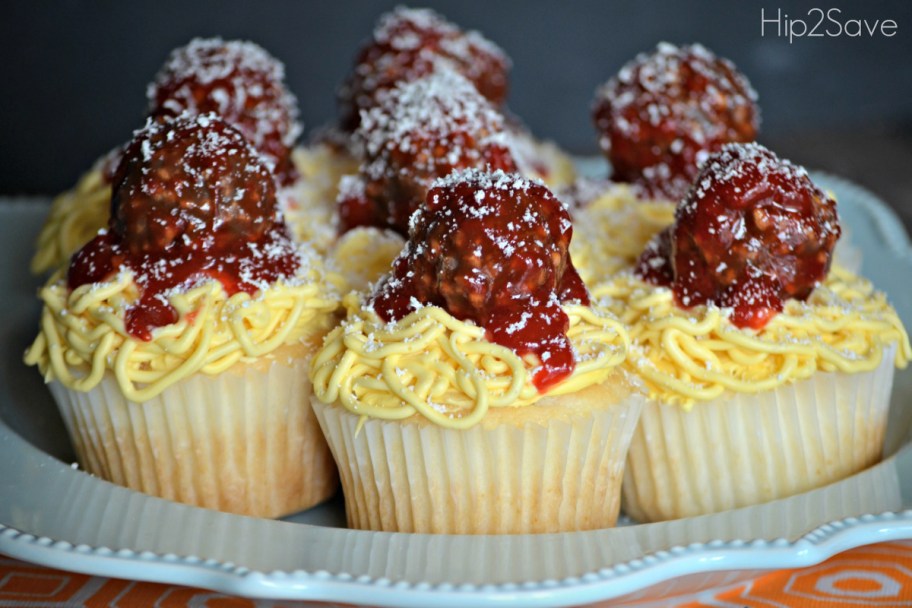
[
  {"x1": 68, "y1": 112, "x2": 300, "y2": 342},
  {"x1": 593, "y1": 42, "x2": 758, "y2": 201},
  {"x1": 371, "y1": 169, "x2": 588, "y2": 392},
  {"x1": 68, "y1": 225, "x2": 299, "y2": 341}
]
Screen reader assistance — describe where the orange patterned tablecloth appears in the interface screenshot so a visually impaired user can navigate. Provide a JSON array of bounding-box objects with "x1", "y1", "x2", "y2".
[{"x1": 2, "y1": 541, "x2": 912, "y2": 607}]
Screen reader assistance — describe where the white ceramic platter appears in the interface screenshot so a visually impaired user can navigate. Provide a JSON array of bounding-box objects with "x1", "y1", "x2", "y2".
[{"x1": 1, "y1": 172, "x2": 911, "y2": 607}]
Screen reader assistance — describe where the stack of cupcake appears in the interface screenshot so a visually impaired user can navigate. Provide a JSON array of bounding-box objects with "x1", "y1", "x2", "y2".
[{"x1": 25, "y1": 6, "x2": 910, "y2": 532}]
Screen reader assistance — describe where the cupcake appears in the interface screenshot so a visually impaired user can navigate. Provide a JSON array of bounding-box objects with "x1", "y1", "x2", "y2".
[
  {"x1": 25, "y1": 112, "x2": 341, "y2": 518},
  {"x1": 311, "y1": 169, "x2": 642, "y2": 534},
  {"x1": 593, "y1": 143, "x2": 910, "y2": 522}
]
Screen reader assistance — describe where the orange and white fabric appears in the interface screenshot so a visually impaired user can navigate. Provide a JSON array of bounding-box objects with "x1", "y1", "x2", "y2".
[
  {"x1": 1, "y1": 541, "x2": 911, "y2": 607},
  {"x1": 681, "y1": 541, "x2": 912, "y2": 608}
]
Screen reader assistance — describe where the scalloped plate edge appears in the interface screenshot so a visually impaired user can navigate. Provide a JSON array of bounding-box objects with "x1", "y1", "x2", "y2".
[{"x1": 2, "y1": 510, "x2": 912, "y2": 606}]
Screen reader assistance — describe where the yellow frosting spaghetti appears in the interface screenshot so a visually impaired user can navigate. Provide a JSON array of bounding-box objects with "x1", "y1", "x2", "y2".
[
  {"x1": 512, "y1": 135, "x2": 577, "y2": 189},
  {"x1": 592, "y1": 265, "x2": 910, "y2": 409},
  {"x1": 281, "y1": 143, "x2": 359, "y2": 253},
  {"x1": 31, "y1": 167, "x2": 111, "y2": 275},
  {"x1": 328, "y1": 227, "x2": 405, "y2": 293},
  {"x1": 570, "y1": 184, "x2": 675, "y2": 284},
  {"x1": 26, "y1": 253, "x2": 339, "y2": 403},
  {"x1": 310, "y1": 293, "x2": 629, "y2": 429}
]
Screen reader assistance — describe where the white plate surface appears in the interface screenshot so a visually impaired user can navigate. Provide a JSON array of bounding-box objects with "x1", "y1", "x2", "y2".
[{"x1": 1, "y1": 172, "x2": 911, "y2": 607}]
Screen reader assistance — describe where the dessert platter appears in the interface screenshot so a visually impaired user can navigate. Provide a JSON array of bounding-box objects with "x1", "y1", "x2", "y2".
[{"x1": 2, "y1": 7, "x2": 911, "y2": 606}]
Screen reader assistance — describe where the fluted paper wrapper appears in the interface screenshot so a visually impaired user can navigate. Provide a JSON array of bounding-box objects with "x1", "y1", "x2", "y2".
[
  {"x1": 312, "y1": 384, "x2": 644, "y2": 534},
  {"x1": 48, "y1": 353, "x2": 338, "y2": 518},
  {"x1": 623, "y1": 344, "x2": 898, "y2": 523}
]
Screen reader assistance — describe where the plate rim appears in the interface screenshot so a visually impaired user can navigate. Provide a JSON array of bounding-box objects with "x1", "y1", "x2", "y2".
[{"x1": 1, "y1": 478, "x2": 912, "y2": 607}]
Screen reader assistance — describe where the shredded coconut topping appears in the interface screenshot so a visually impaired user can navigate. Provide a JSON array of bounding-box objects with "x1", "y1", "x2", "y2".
[{"x1": 358, "y1": 67, "x2": 506, "y2": 178}]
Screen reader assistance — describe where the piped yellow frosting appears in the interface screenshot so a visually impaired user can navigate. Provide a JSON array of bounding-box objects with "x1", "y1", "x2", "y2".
[
  {"x1": 310, "y1": 292, "x2": 629, "y2": 429},
  {"x1": 593, "y1": 264, "x2": 910, "y2": 408},
  {"x1": 569, "y1": 183, "x2": 675, "y2": 284},
  {"x1": 26, "y1": 247, "x2": 339, "y2": 403},
  {"x1": 31, "y1": 167, "x2": 110, "y2": 275},
  {"x1": 281, "y1": 143, "x2": 359, "y2": 252}
]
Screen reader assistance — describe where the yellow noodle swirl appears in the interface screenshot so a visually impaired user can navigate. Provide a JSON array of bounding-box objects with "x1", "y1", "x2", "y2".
[
  {"x1": 514, "y1": 136, "x2": 577, "y2": 189},
  {"x1": 570, "y1": 184, "x2": 675, "y2": 284},
  {"x1": 310, "y1": 293, "x2": 629, "y2": 429},
  {"x1": 592, "y1": 265, "x2": 910, "y2": 409},
  {"x1": 26, "y1": 256, "x2": 339, "y2": 403},
  {"x1": 31, "y1": 168, "x2": 111, "y2": 275},
  {"x1": 328, "y1": 227, "x2": 405, "y2": 293}
]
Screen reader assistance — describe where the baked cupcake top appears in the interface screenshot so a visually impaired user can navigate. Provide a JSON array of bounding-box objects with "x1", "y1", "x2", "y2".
[
  {"x1": 593, "y1": 143, "x2": 909, "y2": 407},
  {"x1": 26, "y1": 113, "x2": 339, "y2": 402},
  {"x1": 311, "y1": 169, "x2": 628, "y2": 429}
]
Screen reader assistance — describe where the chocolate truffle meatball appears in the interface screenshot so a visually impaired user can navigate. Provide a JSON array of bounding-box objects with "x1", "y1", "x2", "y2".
[
  {"x1": 340, "y1": 69, "x2": 517, "y2": 236},
  {"x1": 593, "y1": 42, "x2": 759, "y2": 201},
  {"x1": 371, "y1": 168, "x2": 587, "y2": 323},
  {"x1": 111, "y1": 112, "x2": 277, "y2": 256},
  {"x1": 338, "y1": 6, "x2": 509, "y2": 131},
  {"x1": 636, "y1": 142, "x2": 840, "y2": 329},
  {"x1": 148, "y1": 38, "x2": 301, "y2": 185}
]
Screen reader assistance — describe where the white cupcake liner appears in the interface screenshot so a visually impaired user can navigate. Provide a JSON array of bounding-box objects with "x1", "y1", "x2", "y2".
[
  {"x1": 312, "y1": 386, "x2": 644, "y2": 535},
  {"x1": 49, "y1": 352, "x2": 338, "y2": 518},
  {"x1": 622, "y1": 344, "x2": 898, "y2": 522}
]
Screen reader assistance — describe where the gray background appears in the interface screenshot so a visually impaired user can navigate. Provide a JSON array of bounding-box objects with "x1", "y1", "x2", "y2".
[{"x1": 2, "y1": 0, "x2": 911, "y2": 223}]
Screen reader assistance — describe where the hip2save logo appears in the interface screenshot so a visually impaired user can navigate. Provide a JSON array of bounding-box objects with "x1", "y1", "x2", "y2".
[{"x1": 761, "y1": 8, "x2": 898, "y2": 43}]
